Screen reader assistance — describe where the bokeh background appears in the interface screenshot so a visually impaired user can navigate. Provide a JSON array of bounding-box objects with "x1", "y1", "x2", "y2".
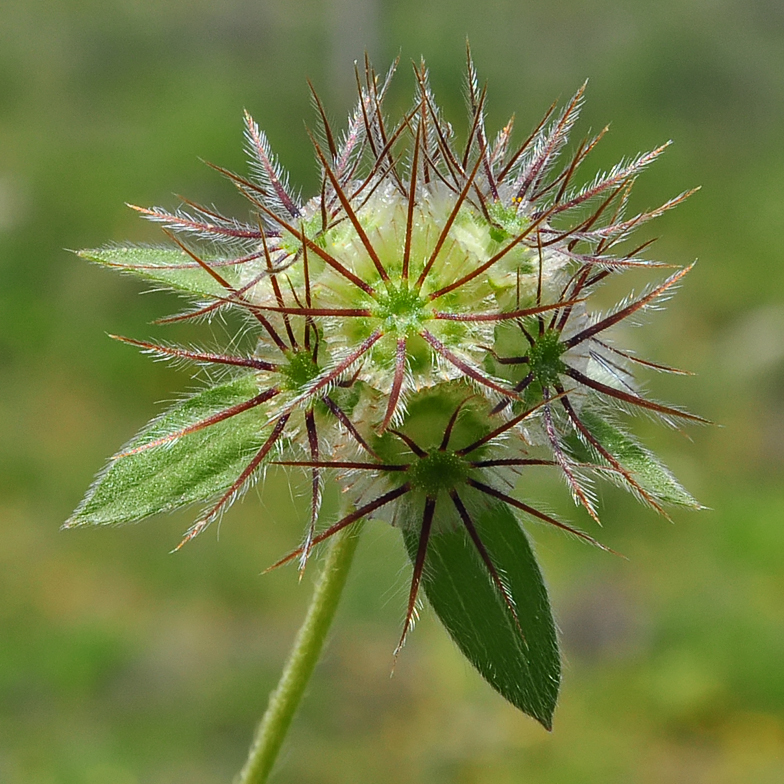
[{"x1": 2, "y1": 1, "x2": 783, "y2": 782}]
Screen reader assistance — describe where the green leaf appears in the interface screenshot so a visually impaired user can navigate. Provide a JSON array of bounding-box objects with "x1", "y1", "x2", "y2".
[
  {"x1": 402, "y1": 500, "x2": 560, "y2": 728},
  {"x1": 78, "y1": 246, "x2": 244, "y2": 298},
  {"x1": 66, "y1": 375, "x2": 271, "y2": 527},
  {"x1": 566, "y1": 409, "x2": 700, "y2": 508}
]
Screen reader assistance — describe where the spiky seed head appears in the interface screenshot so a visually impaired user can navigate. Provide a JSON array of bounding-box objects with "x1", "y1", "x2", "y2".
[{"x1": 70, "y1": 53, "x2": 703, "y2": 715}]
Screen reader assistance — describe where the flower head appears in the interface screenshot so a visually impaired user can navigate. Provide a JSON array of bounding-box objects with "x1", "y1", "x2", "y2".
[{"x1": 68, "y1": 50, "x2": 703, "y2": 726}]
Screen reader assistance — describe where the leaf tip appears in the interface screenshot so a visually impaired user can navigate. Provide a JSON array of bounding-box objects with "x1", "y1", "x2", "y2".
[
  {"x1": 61, "y1": 512, "x2": 86, "y2": 531},
  {"x1": 538, "y1": 714, "x2": 554, "y2": 732}
]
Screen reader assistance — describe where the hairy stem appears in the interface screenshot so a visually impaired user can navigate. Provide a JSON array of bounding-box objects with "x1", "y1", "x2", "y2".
[{"x1": 236, "y1": 520, "x2": 364, "y2": 784}]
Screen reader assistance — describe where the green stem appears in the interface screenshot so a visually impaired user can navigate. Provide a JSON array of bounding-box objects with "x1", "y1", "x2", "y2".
[{"x1": 236, "y1": 521, "x2": 364, "y2": 784}]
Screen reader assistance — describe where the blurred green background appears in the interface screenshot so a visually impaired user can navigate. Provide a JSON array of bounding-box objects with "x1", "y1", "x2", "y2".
[{"x1": 2, "y1": 0, "x2": 783, "y2": 782}]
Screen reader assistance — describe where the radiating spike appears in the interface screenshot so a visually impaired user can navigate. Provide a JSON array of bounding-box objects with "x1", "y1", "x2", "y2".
[
  {"x1": 394, "y1": 496, "x2": 436, "y2": 659},
  {"x1": 264, "y1": 483, "x2": 411, "y2": 572},
  {"x1": 173, "y1": 413, "x2": 291, "y2": 550},
  {"x1": 244, "y1": 110, "x2": 301, "y2": 219}
]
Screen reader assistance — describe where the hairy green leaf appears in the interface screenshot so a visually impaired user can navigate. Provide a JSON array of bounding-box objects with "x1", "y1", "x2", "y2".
[
  {"x1": 402, "y1": 500, "x2": 560, "y2": 728},
  {"x1": 567, "y1": 409, "x2": 700, "y2": 507},
  {"x1": 78, "y1": 246, "x2": 245, "y2": 298},
  {"x1": 66, "y1": 375, "x2": 271, "y2": 527}
]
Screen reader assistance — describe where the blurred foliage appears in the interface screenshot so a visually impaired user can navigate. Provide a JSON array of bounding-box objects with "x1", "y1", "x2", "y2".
[{"x1": 1, "y1": 0, "x2": 783, "y2": 781}]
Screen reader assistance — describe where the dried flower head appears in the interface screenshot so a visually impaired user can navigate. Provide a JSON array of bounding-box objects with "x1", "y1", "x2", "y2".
[{"x1": 67, "y1": 50, "x2": 703, "y2": 727}]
